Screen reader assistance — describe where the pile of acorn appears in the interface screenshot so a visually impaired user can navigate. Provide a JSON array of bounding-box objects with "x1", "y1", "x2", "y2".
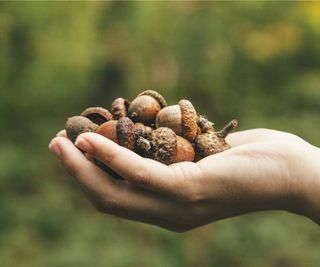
[{"x1": 65, "y1": 90, "x2": 238, "y2": 166}]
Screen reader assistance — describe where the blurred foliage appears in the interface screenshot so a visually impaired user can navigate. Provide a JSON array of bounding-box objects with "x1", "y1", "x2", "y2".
[{"x1": 1, "y1": 2, "x2": 320, "y2": 267}]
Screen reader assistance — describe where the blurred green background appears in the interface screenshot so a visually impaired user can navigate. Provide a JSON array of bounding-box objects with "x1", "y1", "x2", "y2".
[{"x1": 1, "y1": 2, "x2": 320, "y2": 267}]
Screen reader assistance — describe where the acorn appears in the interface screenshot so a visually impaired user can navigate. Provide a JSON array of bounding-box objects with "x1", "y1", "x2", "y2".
[
  {"x1": 134, "y1": 122, "x2": 153, "y2": 139},
  {"x1": 65, "y1": 115, "x2": 124, "y2": 179},
  {"x1": 80, "y1": 107, "x2": 113, "y2": 125},
  {"x1": 156, "y1": 99, "x2": 198, "y2": 142},
  {"x1": 137, "y1": 127, "x2": 195, "y2": 165},
  {"x1": 95, "y1": 117, "x2": 136, "y2": 151},
  {"x1": 111, "y1": 98, "x2": 130, "y2": 120},
  {"x1": 195, "y1": 119, "x2": 238, "y2": 160},
  {"x1": 128, "y1": 90, "x2": 167, "y2": 126},
  {"x1": 65, "y1": 116, "x2": 98, "y2": 143},
  {"x1": 197, "y1": 115, "x2": 215, "y2": 134},
  {"x1": 133, "y1": 122, "x2": 153, "y2": 156}
]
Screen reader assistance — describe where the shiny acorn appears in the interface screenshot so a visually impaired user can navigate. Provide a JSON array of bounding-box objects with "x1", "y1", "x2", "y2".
[
  {"x1": 128, "y1": 90, "x2": 167, "y2": 126},
  {"x1": 156, "y1": 99, "x2": 198, "y2": 142},
  {"x1": 95, "y1": 117, "x2": 136, "y2": 151}
]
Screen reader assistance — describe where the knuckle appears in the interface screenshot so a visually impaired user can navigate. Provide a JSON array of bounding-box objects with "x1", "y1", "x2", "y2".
[
  {"x1": 100, "y1": 149, "x2": 115, "y2": 165},
  {"x1": 133, "y1": 166, "x2": 148, "y2": 185},
  {"x1": 176, "y1": 180, "x2": 203, "y2": 205},
  {"x1": 93, "y1": 197, "x2": 119, "y2": 214}
]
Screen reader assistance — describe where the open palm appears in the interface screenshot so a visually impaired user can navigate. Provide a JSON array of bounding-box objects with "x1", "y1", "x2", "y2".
[{"x1": 49, "y1": 128, "x2": 320, "y2": 231}]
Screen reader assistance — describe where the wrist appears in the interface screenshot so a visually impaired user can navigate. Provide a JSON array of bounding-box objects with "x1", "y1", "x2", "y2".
[{"x1": 290, "y1": 145, "x2": 320, "y2": 224}]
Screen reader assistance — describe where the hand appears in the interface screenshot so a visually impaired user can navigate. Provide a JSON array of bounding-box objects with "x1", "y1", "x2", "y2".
[{"x1": 49, "y1": 128, "x2": 320, "y2": 232}]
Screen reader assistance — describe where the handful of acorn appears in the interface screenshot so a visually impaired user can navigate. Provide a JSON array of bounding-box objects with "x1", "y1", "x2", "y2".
[{"x1": 65, "y1": 90, "x2": 238, "y2": 167}]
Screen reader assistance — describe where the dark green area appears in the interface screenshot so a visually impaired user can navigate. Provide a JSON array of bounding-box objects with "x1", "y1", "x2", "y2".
[{"x1": 1, "y1": 2, "x2": 320, "y2": 267}]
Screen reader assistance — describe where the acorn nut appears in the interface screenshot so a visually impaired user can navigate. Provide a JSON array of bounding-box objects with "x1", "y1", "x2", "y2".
[
  {"x1": 134, "y1": 122, "x2": 153, "y2": 139},
  {"x1": 111, "y1": 98, "x2": 130, "y2": 120},
  {"x1": 156, "y1": 99, "x2": 198, "y2": 142},
  {"x1": 95, "y1": 117, "x2": 136, "y2": 151},
  {"x1": 80, "y1": 107, "x2": 113, "y2": 125},
  {"x1": 128, "y1": 90, "x2": 167, "y2": 126},
  {"x1": 137, "y1": 127, "x2": 195, "y2": 165},
  {"x1": 65, "y1": 115, "x2": 123, "y2": 180},
  {"x1": 195, "y1": 119, "x2": 238, "y2": 159},
  {"x1": 65, "y1": 116, "x2": 98, "y2": 143}
]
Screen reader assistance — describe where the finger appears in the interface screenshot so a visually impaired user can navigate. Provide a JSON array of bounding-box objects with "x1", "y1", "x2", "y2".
[
  {"x1": 75, "y1": 132, "x2": 177, "y2": 192},
  {"x1": 226, "y1": 128, "x2": 272, "y2": 147},
  {"x1": 56, "y1": 129, "x2": 67, "y2": 137},
  {"x1": 49, "y1": 137, "x2": 185, "y2": 227},
  {"x1": 49, "y1": 136, "x2": 122, "y2": 196}
]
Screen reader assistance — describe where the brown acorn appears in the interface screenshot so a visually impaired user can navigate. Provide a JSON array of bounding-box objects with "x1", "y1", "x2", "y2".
[
  {"x1": 128, "y1": 90, "x2": 167, "y2": 126},
  {"x1": 156, "y1": 99, "x2": 198, "y2": 142},
  {"x1": 65, "y1": 116, "x2": 98, "y2": 143},
  {"x1": 80, "y1": 107, "x2": 113, "y2": 125},
  {"x1": 95, "y1": 117, "x2": 136, "y2": 151},
  {"x1": 137, "y1": 127, "x2": 195, "y2": 165},
  {"x1": 195, "y1": 119, "x2": 238, "y2": 160},
  {"x1": 134, "y1": 122, "x2": 153, "y2": 138},
  {"x1": 111, "y1": 98, "x2": 131, "y2": 120},
  {"x1": 65, "y1": 115, "x2": 123, "y2": 179}
]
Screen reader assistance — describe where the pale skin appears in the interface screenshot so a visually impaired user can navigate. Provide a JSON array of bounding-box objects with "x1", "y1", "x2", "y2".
[{"x1": 49, "y1": 129, "x2": 320, "y2": 232}]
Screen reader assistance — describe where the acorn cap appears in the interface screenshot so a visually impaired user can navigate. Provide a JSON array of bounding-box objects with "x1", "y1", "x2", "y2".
[
  {"x1": 194, "y1": 119, "x2": 237, "y2": 159},
  {"x1": 116, "y1": 117, "x2": 136, "y2": 151},
  {"x1": 195, "y1": 132, "x2": 228, "y2": 159},
  {"x1": 138, "y1": 90, "x2": 167, "y2": 109},
  {"x1": 197, "y1": 115, "x2": 215, "y2": 133},
  {"x1": 150, "y1": 127, "x2": 177, "y2": 165},
  {"x1": 80, "y1": 107, "x2": 113, "y2": 125},
  {"x1": 179, "y1": 100, "x2": 198, "y2": 142},
  {"x1": 65, "y1": 116, "x2": 98, "y2": 143},
  {"x1": 136, "y1": 136, "x2": 152, "y2": 157},
  {"x1": 134, "y1": 122, "x2": 153, "y2": 139},
  {"x1": 111, "y1": 98, "x2": 131, "y2": 120}
]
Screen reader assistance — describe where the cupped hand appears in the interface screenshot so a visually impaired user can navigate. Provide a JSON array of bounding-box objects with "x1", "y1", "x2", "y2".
[{"x1": 49, "y1": 128, "x2": 320, "y2": 232}]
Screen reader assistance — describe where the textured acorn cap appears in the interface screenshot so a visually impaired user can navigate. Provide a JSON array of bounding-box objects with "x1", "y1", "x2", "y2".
[
  {"x1": 116, "y1": 117, "x2": 136, "y2": 151},
  {"x1": 80, "y1": 107, "x2": 113, "y2": 125},
  {"x1": 65, "y1": 116, "x2": 98, "y2": 143},
  {"x1": 134, "y1": 122, "x2": 153, "y2": 139},
  {"x1": 150, "y1": 127, "x2": 177, "y2": 165},
  {"x1": 111, "y1": 98, "x2": 131, "y2": 120},
  {"x1": 195, "y1": 132, "x2": 229, "y2": 159},
  {"x1": 138, "y1": 90, "x2": 167, "y2": 108},
  {"x1": 179, "y1": 99, "x2": 198, "y2": 142},
  {"x1": 197, "y1": 115, "x2": 215, "y2": 133}
]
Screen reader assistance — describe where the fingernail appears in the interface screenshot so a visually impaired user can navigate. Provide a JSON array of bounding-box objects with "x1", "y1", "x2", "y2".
[
  {"x1": 75, "y1": 137, "x2": 92, "y2": 153},
  {"x1": 49, "y1": 140, "x2": 62, "y2": 159}
]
